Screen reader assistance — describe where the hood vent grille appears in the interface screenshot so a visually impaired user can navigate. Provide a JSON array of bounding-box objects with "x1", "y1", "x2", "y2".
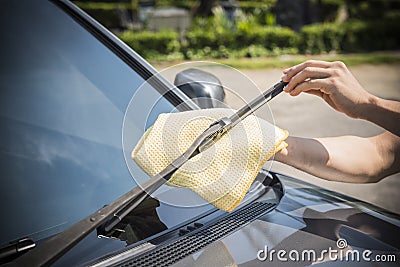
[{"x1": 117, "y1": 201, "x2": 275, "y2": 267}]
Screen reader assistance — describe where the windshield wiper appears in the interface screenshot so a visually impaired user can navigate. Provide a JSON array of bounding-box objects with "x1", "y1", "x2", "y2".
[
  {"x1": 11, "y1": 81, "x2": 287, "y2": 267},
  {"x1": 0, "y1": 238, "x2": 35, "y2": 264},
  {"x1": 9, "y1": 122, "x2": 222, "y2": 267}
]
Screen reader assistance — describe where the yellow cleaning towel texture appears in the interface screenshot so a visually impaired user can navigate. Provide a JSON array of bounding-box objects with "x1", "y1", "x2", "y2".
[{"x1": 132, "y1": 108, "x2": 288, "y2": 212}]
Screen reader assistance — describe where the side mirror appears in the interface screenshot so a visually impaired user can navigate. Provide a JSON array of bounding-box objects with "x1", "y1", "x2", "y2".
[{"x1": 174, "y1": 68, "x2": 226, "y2": 109}]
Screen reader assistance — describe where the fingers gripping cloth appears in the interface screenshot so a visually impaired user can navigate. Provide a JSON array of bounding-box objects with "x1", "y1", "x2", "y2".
[{"x1": 132, "y1": 108, "x2": 288, "y2": 212}]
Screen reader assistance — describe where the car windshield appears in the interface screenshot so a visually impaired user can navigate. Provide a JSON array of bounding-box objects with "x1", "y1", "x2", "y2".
[{"x1": 0, "y1": 0, "x2": 202, "y2": 246}]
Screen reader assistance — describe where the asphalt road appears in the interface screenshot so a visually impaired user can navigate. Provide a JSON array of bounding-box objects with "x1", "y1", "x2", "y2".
[{"x1": 158, "y1": 63, "x2": 400, "y2": 214}]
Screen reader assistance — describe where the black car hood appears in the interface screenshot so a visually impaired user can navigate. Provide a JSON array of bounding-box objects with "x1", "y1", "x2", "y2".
[
  {"x1": 171, "y1": 173, "x2": 400, "y2": 266},
  {"x1": 52, "y1": 172, "x2": 399, "y2": 267}
]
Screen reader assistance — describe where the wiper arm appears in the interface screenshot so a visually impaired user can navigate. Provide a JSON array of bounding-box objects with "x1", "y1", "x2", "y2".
[
  {"x1": 12, "y1": 81, "x2": 287, "y2": 267},
  {"x1": 10, "y1": 122, "x2": 223, "y2": 267},
  {"x1": 0, "y1": 238, "x2": 35, "y2": 264}
]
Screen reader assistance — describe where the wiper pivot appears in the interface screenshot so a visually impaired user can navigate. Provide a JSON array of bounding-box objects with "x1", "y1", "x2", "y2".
[{"x1": 0, "y1": 238, "x2": 35, "y2": 264}]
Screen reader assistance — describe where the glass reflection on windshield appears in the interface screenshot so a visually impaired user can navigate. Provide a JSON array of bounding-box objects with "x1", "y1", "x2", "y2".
[{"x1": 0, "y1": 0, "x2": 175, "y2": 245}]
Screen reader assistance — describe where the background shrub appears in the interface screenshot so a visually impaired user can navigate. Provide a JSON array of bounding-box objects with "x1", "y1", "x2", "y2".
[
  {"x1": 341, "y1": 19, "x2": 400, "y2": 52},
  {"x1": 300, "y1": 23, "x2": 345, "y2": 54},
  {"x1": 118, "y1": 30, "x2": 181, "y2": 59},
  {"x1": 118, "y1": 19, "x2": 400, "y2": 61}
]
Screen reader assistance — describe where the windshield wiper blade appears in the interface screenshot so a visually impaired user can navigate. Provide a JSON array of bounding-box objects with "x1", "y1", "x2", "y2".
[
  {"x1": 10, "y1": 122, "x2": 222, "y2": 267},
  {"x1": 12, "y1": 81, "x2": 287, "y2": 267}
]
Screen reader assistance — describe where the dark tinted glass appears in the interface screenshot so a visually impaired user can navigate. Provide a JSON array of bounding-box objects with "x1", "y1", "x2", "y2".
[{"x1": 0, "y1": 0, "x2": 176, "y2": 244}]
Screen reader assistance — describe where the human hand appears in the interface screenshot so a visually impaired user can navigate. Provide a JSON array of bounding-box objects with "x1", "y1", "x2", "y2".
[{"x1": 282, "y1": 60, "x2": 374, "y2": 119}]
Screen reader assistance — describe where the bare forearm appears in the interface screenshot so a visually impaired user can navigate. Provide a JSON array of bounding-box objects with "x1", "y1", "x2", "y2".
[
  {"x1": 275, "y1": 134, "x2": 400, "y2": 183},
  {"x1": 360, "y1": 96, "x2": 400, "y2": 136}
]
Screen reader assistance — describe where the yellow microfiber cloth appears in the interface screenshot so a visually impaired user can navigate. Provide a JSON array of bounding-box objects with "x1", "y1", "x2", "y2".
[{"x1": 132, "y1": 108, "x2": 288, "y2": 212}]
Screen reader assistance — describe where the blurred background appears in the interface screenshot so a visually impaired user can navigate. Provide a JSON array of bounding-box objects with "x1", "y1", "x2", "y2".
[
  {"x1": 72, "y1": 0, "x2": 400, "y2": 63},
  {"x1": 73, "y1": 0, "x2": 400, "y2": 214}
]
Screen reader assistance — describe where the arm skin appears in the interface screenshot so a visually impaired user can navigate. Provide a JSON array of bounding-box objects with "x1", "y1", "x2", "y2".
[
  {"x1": 361, "y1": 96, "x2": 400, "y2": 137},
  {"x1": 275, "y1": 132, "x2": 400, "y2": 183},
  {"x1": 275, "y1": 60, "x2": 400, "y2": 183}
]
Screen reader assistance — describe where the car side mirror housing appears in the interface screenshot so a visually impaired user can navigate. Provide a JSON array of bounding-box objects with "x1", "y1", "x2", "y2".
[{"x1": 174, "y1": 68, "x2": 225, "y2": 109}]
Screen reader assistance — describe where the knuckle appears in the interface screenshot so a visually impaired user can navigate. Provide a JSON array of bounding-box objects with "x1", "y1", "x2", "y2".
[
  {"x1": 333, "y1": 60, "x2": 346, "y2": 69},
  {"x1": 331, "y1": 68, "x2": 341, "y2": 76},
  {"x1": 304, "y1": 60, "x2": 314, "y2": 67},
  {"x1": 303, "y1": 66, "x2": 312, "y2": 73},
  {"x1": 286, "y1": 67, "x2": 295, "y2": 76},
  {"x1": 328, "y1": 77, "x2": 338, "y2": 88}
]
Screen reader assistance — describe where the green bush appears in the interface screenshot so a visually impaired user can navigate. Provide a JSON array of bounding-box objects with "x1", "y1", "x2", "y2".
[
  {"x1": 340, "y1": 20, "x2": 368, "y2": 52},
  {"x1": 117, "y1": 19, "x2": 399, "y2": 61},
  {"x1": 118, "y1": 30, "x2": 181, "y2": 59},
  {"x1": 186, "y1": 25, "x2": 297, "y2": 51},
  {"x1": 185, "y1": 30, "x2": 238, "y2": 50},
  {"x1": 184, "y1": 45, "x2": 231, "y2": 60},
  {"x1": 299, "y1": 19, "x2": 400, "y2": 54},
  {"x1": 238, "y1": 0, "x2": 276, "y2": 25},
  {"x1": 300, "y1": 23, "x2": 345, "y2": 54},
  {"x1": 234, "y1": 45, "x2": 298, "y2": 58},
  {"x1": 346, "y1": 0, "x2": 400, "y2": 20},
  {"x1": 257, "y1": 26, "x2": 298, "y2": 49},
  {"x1": 342, "y1": 20, "x2": 400, "y2": 52}
]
